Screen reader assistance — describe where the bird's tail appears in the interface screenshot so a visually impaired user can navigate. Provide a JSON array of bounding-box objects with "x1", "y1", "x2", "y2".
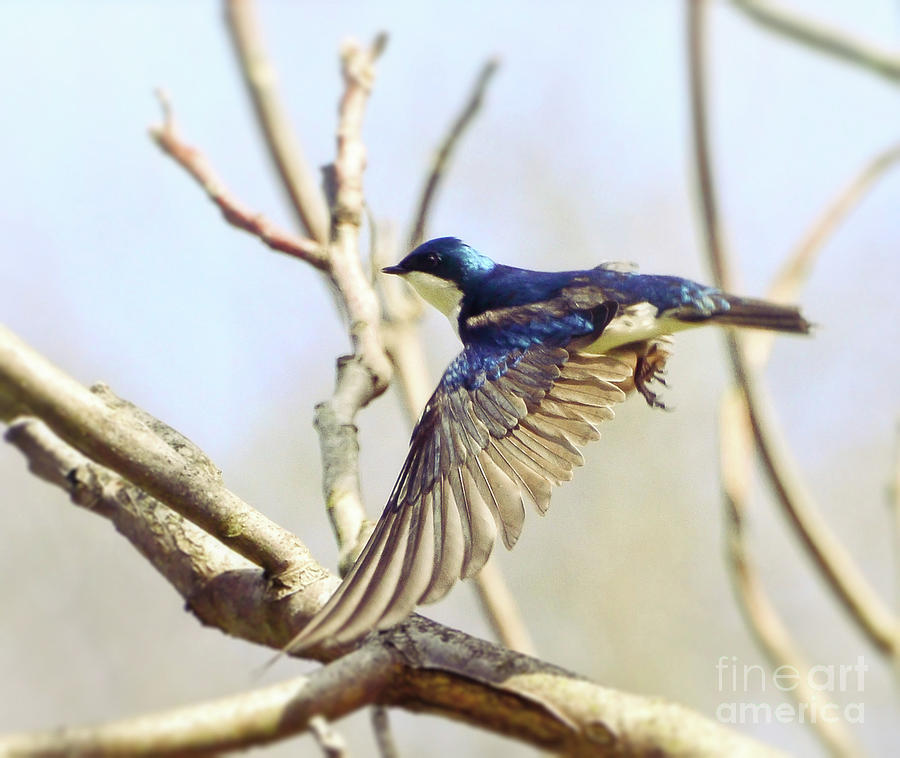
[{"x1": 708, "y1": 295, "x2": 812, "y2": 334}]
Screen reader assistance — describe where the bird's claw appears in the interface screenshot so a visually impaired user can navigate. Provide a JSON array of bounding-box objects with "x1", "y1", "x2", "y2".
[{"x1": 635, "y1": 338, "x2": 675, "y2": 410}]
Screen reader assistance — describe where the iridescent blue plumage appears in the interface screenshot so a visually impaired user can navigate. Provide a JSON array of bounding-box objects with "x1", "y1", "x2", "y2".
[{"x1": 288, "y1": 237, "x2": 810, "y2": 651}]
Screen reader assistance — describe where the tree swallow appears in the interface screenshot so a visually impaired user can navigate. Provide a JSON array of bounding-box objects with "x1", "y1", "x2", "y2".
[{"x1": 290, "y1": 237, "x2": 810, "y2": 649}]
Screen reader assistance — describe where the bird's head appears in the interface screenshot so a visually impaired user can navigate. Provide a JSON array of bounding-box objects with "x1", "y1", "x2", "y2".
[{"x1": 382, "y1": 237, "x2": 495, "y2": 319}]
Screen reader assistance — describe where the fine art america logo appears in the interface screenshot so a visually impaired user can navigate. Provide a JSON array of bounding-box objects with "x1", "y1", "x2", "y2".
[{"x1": 715, "y1": 656, "x2": 866, "y2": 725}]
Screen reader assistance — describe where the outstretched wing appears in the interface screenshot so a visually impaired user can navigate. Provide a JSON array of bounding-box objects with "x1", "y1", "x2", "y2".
[{"x1": 289, "y1": 340, "x2": 636, "y2": 650}]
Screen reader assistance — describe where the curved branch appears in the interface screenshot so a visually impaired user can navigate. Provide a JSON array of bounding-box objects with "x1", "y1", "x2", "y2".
[
  {"x1": 731, "y1": 0, "x2": 900, "y2": 84},
  {"x1": 0, "y1": 650, "x2": 391, "y2": 757}
]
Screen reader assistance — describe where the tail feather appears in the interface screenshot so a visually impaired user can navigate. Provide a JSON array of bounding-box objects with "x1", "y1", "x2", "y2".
[
  {"x1": 671, "y1": 295, "x2": 812, "y2": 334},
  {"x1": 713, "y1": 295, "x2": 811, "y2": 334}
]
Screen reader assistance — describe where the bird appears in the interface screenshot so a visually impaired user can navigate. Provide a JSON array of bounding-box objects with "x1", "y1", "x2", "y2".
[{"x1": 289, "y1": 237, "x2": 811, "y2": 651}]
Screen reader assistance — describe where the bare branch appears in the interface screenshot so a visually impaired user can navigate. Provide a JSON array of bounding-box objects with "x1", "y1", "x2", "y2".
[
  {"x1": 0, "y1": 615, "x2": 786, "y2": 758},
  {"x1": 745, "y1": 141, "x2": 900, "y2": 366},
  {"x1": 4, "y1": 415, "x2": 334, "y2": 644},
  {"x1": 309, "y1": 715, "x2": 349, "y2": 758},
  {"x1": 224, "y1": 0, "x2": 331, "y2": 242},
  {"x1": 312, "y1": 34, "x2": 394, "y2": 568},
  {"x1": 407, "y1": 59, "x2": 500, "y2": 249},
  {"x1": 329, "y1": 32, "x2": 393, "y2": 400},
  {"x1": 370, "y1": 706, "x2": 398, "y2": 758},
  {"x1": 5, "y1": 417, "x2": 254, "y2": 597},
  {"x1": 0, "y1": 650, "x2": 388, "y2": 757},
  {"x1": 149, "y1": 90, "x2": 329, "y2": 271},
  {"x1": 736, "y1": 361, "x2": 900, "y2": 655},
  {"x1": 769, "y1": 143, "x2": 900, "y2": 301},
  {"x1": 0, "y1": 323, "x2": 314, "y2": 582},
  {"x1": 893, "y1": 424, "x2": 900, "y2": 613},
  {"x1": 730, "y1": 0, "x2": 900, "y2": 84},
  {"x1": 315, "y1": 356, "x2": 377, "y2": 573}
]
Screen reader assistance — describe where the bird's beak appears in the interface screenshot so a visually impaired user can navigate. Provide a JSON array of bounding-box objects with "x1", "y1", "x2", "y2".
[{"x1": 381, "y1": 265, "x2": 405, "y2": 275}]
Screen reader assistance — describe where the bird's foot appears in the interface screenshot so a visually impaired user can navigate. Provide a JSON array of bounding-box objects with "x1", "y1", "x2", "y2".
[{"x1": 635, "y1": 337, "x2": 675, "y2": 410}]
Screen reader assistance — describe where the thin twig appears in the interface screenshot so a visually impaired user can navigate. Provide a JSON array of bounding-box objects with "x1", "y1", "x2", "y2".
[
  {"x1": 407, "y1": 58, "x2": 500, "y2": 249},
  {"x1": 309, "y1": 715, "x2": 349, "y2": 758},
  {"x1": 471, "y1": 559, "x2": 537, "y2": 654},
  {"x1": 224, "y1": 0, "x2": 331, "y2": 242},
  {"x1": 738, "y1": 360, "x2": 900, "y2": 655},
  {"x1": 149, "y1": 90, "x2": 328, "y2": 271},
  {"x1": 731, "y1": 0, "x2": 900, "y2": 84},
  {"x1": 893, "y1": 423, "x2": 900, "y2": 616},
  {"x1": 687, "y1": 2, "x2": 734, "y2": 291},
  {"x1": 769, "y1": 143, "x2": 900, "y2": 302},
  {"x1": 745, "y1": 141, "x2": 900, "y2": 367},
  {"x1": 370, "y1": 706, "x2": 398, "y2": 758}
]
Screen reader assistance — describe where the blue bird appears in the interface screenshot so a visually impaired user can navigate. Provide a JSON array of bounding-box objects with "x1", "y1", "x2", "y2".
[{"x1": 290, "y1": 237, "x2": 810, "y2": 650}]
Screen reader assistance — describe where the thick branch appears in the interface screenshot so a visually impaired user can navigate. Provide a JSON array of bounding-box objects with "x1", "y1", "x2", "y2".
[
  {"x1": 224, "y1": 0, "x2": 332, "y2": 242},
  {"x1": 0, "y1": 614, "x2": 784, "y2": 758},
  {"x1": 0, "y1": 650, "x2": 390, "y2": 757},
  {"x1": 730, "y1": 0, "x2": 900, "y2": 84},
  {"x1": 5, "y1": 417, "x2": 252, "y2": 597},
  {"x1": 0, "y1": 324, "x2": 309, "y2": 582}
]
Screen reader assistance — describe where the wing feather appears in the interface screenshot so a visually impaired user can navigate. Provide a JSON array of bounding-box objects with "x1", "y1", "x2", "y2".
[
  {"x1": 421, "y1": 475, "x2": 466, "y2": 603},
  {"x1": 288, "y1": 343, "x2": 636, "y2": 650}
]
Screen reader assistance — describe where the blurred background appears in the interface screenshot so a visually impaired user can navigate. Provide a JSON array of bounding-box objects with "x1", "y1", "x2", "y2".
[{"x1": 1, "y1": 1, "x2": 898, "y2": 755}]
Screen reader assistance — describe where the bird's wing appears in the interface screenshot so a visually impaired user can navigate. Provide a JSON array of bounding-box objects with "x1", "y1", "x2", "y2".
[{"x1": 289, "y1": 337, "x2": 636, "y2": 650}]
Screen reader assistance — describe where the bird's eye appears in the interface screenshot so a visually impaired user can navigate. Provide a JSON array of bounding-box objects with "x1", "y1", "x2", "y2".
[{"x1": 423, "y1": 253, "x2": 440, "y2": 268}]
